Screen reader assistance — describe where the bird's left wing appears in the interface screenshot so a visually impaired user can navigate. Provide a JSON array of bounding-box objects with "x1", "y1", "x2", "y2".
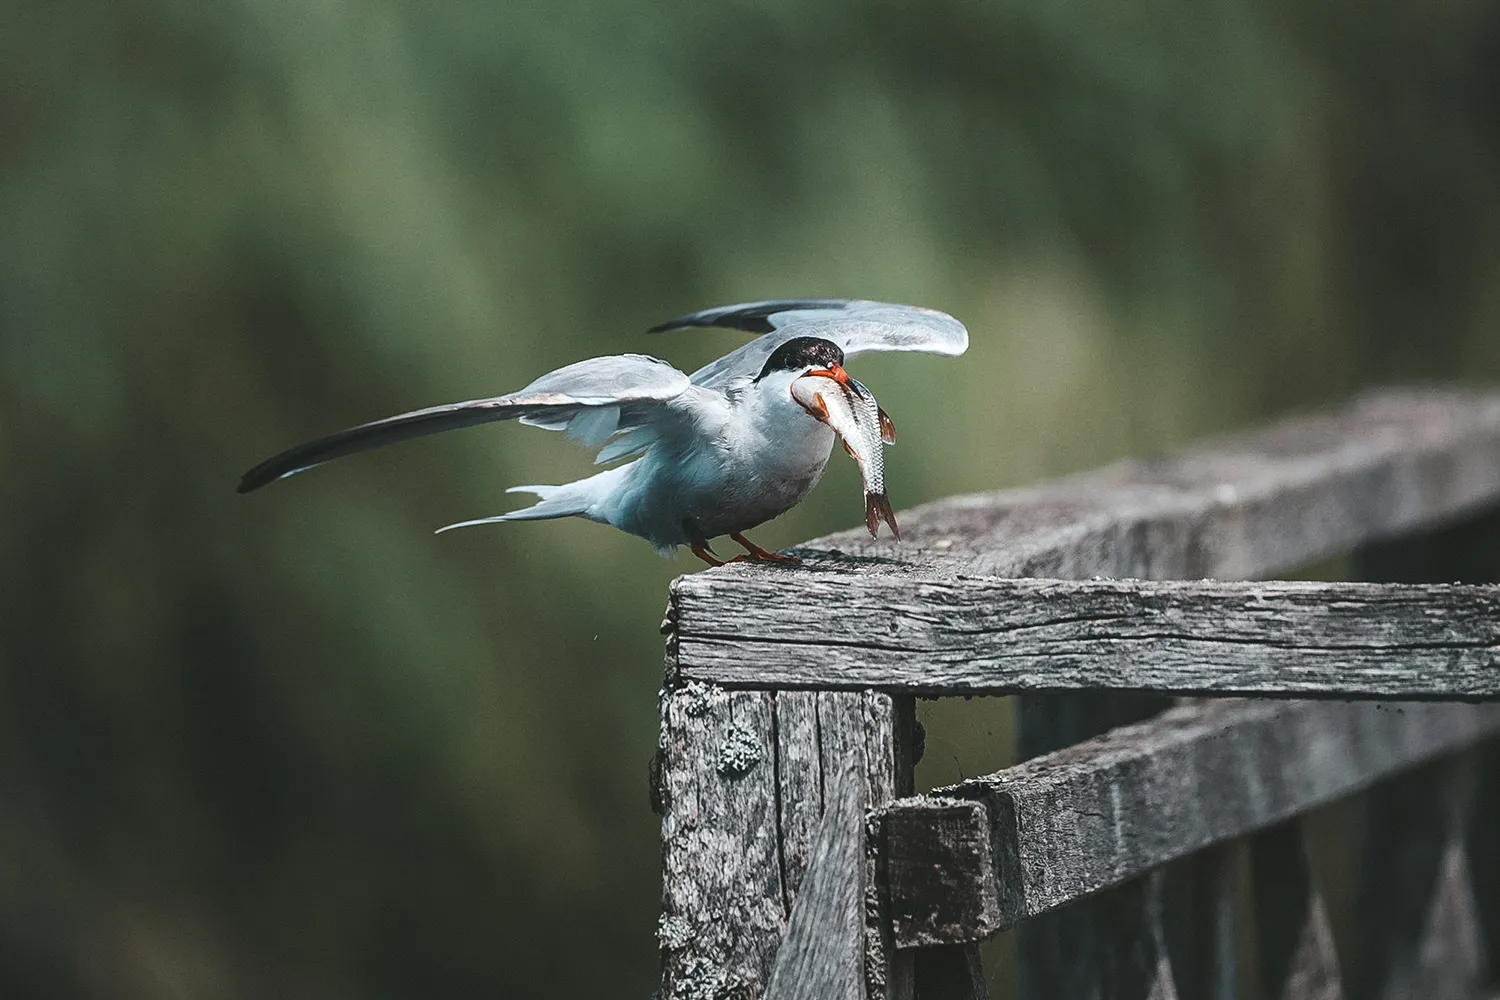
[
  {"x1": 649, "y1": 299, "x2": 969, "y2": 387},
  {"x1": 238, "y1": 354, "x2": 692, "y2": 493}
]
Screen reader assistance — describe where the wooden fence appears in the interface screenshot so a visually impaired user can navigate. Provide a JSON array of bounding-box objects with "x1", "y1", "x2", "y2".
[{"x1": 653, "y1": 388, "x2": 1500, "y2": 1000}]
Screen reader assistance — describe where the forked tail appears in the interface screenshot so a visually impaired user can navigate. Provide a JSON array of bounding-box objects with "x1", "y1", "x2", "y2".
[
  {"x1": 435, "y1": 479, "x2": 605, "y2": 534},
  {"x1": 864, "y1": 492, "x2": 900, "y2": 539}
]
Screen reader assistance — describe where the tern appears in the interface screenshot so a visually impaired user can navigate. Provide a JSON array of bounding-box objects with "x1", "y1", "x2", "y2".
[{"x1": 238, "y1": 299, "x2": 968, "y2": 566}]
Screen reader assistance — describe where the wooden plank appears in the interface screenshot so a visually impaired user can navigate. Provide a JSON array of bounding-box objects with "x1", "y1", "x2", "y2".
[
  {"x1": 1351, "y1": 500, "x2": 1499, "y2": 999},
  {"x1": 1250, "y1": 820, "x2": 1344, "y2": 1000},
  {"x1": 879, "y1": 698, "x2": 1500, "y2": 945},
  {"x1": 782, "y1": 388, "x2": 1500, "y2": 581},
  {"x1": 1353, "y1": 754, "x2": 1488, "y2": 1000},
  {"x1": 882, "y1": 798, "x2": 1001, "y2": 946},
  {"x1": 812, "y1": 691, "x2": 916, "y2": 1000},
  {"x1": 664, "y1": 389, "x2": 1500, "y2": 593},
  {"x1": 764, "y1": 768, "x2": 864, "y2": 1000},
  {"x1": 775, "y1": 691, "x2": 826, "y2": 908},
  {"x1": 658, "y1": 683, "x2": 913, "y2": 1000},
  {"x1": 1018, "y1": 869, "x2": 1181, "y2": 1000},
  {"x1": 668, "y1": 390, "x2": 1500, "y2": 695},
  {"x1": 1013, "y1": 690, "x2": 1181, "y2": 1000},
  {"x1": 658, "y1": 683, "x2": 785, "y2": 1000},
  {"x1": 673, "y1": 576, "x2": 1500, "y2": 697}
]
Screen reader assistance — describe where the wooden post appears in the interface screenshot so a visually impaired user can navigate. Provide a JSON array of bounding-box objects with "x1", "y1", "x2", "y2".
[
  {"x1": 1250, "y1": 819, "x2": 1344, "y2": 1000},
  {"x1": 1351, "y1": 505, "x2": 1499, "y2": 1000},
  {"x1": 656, "y1": 678, "x2": 914, "y2": 1000},
  {"x1": 658, "y1": 394, "x2": 1500, "y2": 999},
  {"x1": 1351, "y1": 755, "x2": 1486, "y2": 1000},
  {"x1": 1015, "y1": 692, "x2": 1182, "y2": 1000},
  {"x1": 1163, "y1": 844, "x2": 1238, "y2": 1000}
]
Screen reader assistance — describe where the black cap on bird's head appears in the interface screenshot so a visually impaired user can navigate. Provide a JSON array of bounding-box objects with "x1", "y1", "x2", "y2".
[{"x1": 756, "y1": 337, "x2": 845, "y2": 381}]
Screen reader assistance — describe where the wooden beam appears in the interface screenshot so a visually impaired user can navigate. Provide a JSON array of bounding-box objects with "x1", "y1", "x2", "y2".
[
  {"x1": 673, "y1": 577, "x2": 1500, "y2": 698},
  {"x1": 668, "y1": 390, "x2": 1500, "y2": 696},
  {"x1": 782, "y1": 388, "x2": 1500, "y2": 581},
  {"x1": 877, "y1": 699, "x2": 1500, "y2": 946}
]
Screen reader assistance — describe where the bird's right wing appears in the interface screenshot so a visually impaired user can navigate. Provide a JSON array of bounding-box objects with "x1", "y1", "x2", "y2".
[
  {"x1": 649, "y1": 299, "x2": 969, "y2": 387},
  {"x1": 238, "y1": 354, "x2": 694, "y2": 493}
]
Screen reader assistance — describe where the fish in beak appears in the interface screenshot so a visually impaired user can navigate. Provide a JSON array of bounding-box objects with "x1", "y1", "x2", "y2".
[{"x1": 790, "y1": 369, "x2": 901, "y2": 539}]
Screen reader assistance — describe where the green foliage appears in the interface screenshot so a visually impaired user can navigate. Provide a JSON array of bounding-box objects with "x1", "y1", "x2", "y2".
[{"x1": 3, "y1": 0, "x2": 1499, "y2": 995}]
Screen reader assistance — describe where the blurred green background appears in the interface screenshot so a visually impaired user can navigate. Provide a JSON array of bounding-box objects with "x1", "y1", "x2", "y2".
[{"x1": 4, "y1": 0, "x2": 1500, "y2": 996}]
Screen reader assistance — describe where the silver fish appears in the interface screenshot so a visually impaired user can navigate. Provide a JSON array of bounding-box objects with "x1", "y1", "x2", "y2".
[{"x1": 790, "y1": 373, "x2": 900, "y2": 538}]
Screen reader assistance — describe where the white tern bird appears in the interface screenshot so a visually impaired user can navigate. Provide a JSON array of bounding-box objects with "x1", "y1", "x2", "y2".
[{"x1": 238, "y1": 299, "x2": 968, "y2": 565}]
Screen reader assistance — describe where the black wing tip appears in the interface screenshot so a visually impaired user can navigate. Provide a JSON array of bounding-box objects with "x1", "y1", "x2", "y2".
[
  {"x1": 647, "y1": 312, "x2": 771, "y2": 334},
  {"x1": 238, "y1": 453, "x2": 304, "y2": 493},
  {"x1": 237, "y1": 466, "x2": 278, "y2": 494},
  {"x1": 648, "y1": 299, "x2": 853, "y2": 335}
]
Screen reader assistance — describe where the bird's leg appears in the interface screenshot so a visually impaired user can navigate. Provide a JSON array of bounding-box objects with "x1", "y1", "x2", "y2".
[
  {"x1": 689, "y1": 541, "x2": 725, "y2": 567},
  {"x1": 731, "y1": 532, "x2": 800, "y2": 564}
]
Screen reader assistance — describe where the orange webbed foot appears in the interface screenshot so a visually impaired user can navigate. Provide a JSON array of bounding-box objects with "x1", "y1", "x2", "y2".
[{"x1": 731, "y1": 532, "x2": 801, "y2": 565}]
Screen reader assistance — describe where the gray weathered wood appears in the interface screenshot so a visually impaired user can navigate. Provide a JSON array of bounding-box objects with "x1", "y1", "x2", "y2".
[
  {"x1": 658, "y1": 683, "x2": 785, "y2": 1000},
  {"x1": 667, "y1": 389, "x2": 1500, "y2": 595},
  {"x1": 1160, "y1": 843, "x2": 1238, "y2": 1000},
  {"x1": 881, "y1": 798, "x2": 1001, "y2": 947},
  {"x1": 764, "y1": 767, "x2": 864, "y2": 1000},
  {"x1": 1014, "y1": 681, "x2": 1179, "y2": 1000},
  {"x1": 673, "y1": 576, "x2": 1500, "y2": 697},
  {"x1": 1353, "y1": 753, "x2": 1489, "y2": 1000},
  {"x1": 658, "y1": 683, "x2": 913, "y2": 1000},
  {"x1": 1250, "y1": 820, "x2": 1344, "y2": 1000},
  {"x1": 1018, "y1": 869, "x2": 1181, "y2": 1000},
  {"x1": 1351, "y1": 499, "x2": 1498, "y2": 1000},
  {"x1": 668, "y1": 390, "x2": 1500, "y2": 697},
  {"x1": 774, "y1": 691, "x2": 827, "y2": 908},
  {"x1": 810, "y1": 691, "x2": 916, "y2": 1000},
  {"x1": 659, "y1": 391, "x2": 1500, "y2": 997},
  {"x1": 880, "y1": 698, "x2": 1500, "y2": 944}
]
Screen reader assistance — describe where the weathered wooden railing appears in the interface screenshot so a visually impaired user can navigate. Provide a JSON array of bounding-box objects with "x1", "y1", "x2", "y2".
[{"x1": 653, "y1": 389, "x2": 1500, "y2": 1000}]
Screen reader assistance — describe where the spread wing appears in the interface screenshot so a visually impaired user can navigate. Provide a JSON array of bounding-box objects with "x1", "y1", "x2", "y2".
[
  {"x1": 238, "y1": 354, "x2": 693, "y2": 492},
  {"x1": 649, "y1": 299, "x2": 969, "y2": 387}
]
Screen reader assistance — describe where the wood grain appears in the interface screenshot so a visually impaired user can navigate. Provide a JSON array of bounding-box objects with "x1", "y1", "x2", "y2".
[
  {"x1": 763, "y1": 768, "x2": 865, "y2": 1000},
  {"x1": 674, "y1": 576, "x2": 1500, "y2": 698},
  {"x1": 668, "y1": 390, "x2": 1500, "y2": 697},
  {"x1": 1013, "y1": 684, "x2": 1180, "y2": 1000},
  {"x1": 778, "y1": 388, "x2": 1500, "y2": 581},
  {"x1": 657, "y1": 683, "x2": 784, "y2": 1000},
  {"x1": 657, "y1": 683, "x2": 914, "y2": 1000},
  {"x1": 880, "y1": 699, "x2": 1500, "y2": 945}
]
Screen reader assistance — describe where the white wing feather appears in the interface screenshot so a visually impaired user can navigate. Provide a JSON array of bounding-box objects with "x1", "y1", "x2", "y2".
[
  {"x1": 239, "y1": 354, "x2": 694, "y2": 490},
  {"x1": 649, "y1": 299, "x2": 968, "y2": 387}
]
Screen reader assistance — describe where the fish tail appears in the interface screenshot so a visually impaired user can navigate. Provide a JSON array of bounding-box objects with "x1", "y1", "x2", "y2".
[{"x1": 865, "y1": 492, "x2": 900, "y2": 540}]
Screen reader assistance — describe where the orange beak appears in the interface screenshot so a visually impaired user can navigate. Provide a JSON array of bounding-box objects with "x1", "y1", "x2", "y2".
[{"x1": 804, "y1": 364, "x2": 852, "y2": 387}]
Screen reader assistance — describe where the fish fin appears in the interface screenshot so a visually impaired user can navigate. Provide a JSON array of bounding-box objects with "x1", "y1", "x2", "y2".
[
  {"x1": 865, "y1": 492, "x2": 900, "y2": 540},
  {"x1": 878, "y1": 407, "x2": 896, "y2": 444},
  {"x1": 842, "y1": 439, "x2": 857, "y2": 459}
]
